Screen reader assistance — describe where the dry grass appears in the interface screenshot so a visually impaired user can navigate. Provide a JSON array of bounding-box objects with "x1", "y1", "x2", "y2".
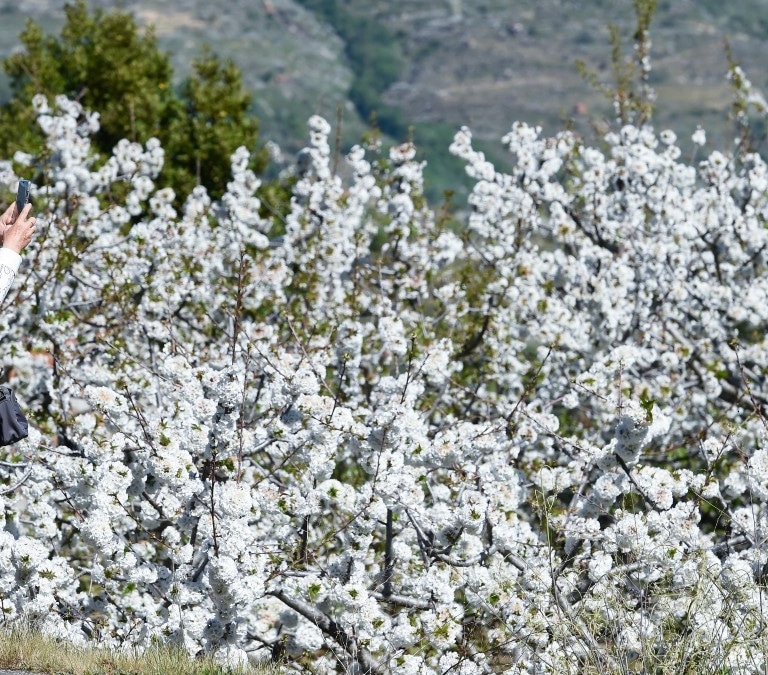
[{"x1": 0, "y1": 625, "x2": 278, "y2": 675}]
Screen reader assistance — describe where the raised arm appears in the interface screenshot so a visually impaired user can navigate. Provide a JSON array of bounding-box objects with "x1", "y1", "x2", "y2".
[{"x1": 0, "y1": 248, "x2": 21, "y2": 305}]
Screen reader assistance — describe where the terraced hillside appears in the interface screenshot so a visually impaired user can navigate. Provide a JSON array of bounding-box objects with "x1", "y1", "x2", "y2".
[{"x1": 1, "y1": 0, "x2": 767, "y2": 195}]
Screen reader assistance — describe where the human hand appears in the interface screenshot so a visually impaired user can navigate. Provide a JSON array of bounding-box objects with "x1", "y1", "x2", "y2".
[{"x1": 0, "y1": 202, "x2": 36, "y2": 254}]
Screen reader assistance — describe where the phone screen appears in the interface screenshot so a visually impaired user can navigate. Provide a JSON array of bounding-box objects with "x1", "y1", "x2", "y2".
[{"x1": 15, "y1": 179, "x2": 30, "y2": 215}]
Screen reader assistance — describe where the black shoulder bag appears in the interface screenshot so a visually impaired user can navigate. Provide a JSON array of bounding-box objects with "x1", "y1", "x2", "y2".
[{"x1": 0, "y1": 385, "x2": 28, "y2": 446}]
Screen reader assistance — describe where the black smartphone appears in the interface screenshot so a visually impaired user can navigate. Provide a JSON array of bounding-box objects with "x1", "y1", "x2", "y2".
[{"x1": 15, "y1": 179, "x2": 30, "y2": 216}]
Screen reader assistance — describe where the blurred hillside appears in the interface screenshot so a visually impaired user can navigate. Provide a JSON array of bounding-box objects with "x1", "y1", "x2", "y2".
[{"x1": 1, "y1": 0, "x2": 767, "y2": 197}]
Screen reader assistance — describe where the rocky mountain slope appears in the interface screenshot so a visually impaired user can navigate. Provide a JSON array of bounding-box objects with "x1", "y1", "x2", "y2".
[{"x1": 3, "y1": 0, "x2": 768, "y2": 193}]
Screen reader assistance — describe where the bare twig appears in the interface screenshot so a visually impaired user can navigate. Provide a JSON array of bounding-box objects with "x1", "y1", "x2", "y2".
[
  {"x1": 382, "y1": 509, "x2": 394, "y2": 598},
  {"x1": 372, "y1": 591, "x2": 433, "y2": 610},
  {"x1": 0, "y1": 466, "x2": 32, "y2": 495}
]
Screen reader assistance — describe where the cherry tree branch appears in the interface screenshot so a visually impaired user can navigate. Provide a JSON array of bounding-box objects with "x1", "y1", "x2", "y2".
[{"x1": 268, "y1": 589, "x2": 382, "y2": 675}]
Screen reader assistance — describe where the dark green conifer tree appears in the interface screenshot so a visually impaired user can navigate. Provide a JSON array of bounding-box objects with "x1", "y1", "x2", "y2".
[{"x1": 0, "y1": 0, "x2": 267, "y2": 202}]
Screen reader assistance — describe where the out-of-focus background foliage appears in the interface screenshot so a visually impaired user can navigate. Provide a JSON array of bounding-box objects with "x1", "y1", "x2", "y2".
[{"x1": 0, "y1": 0, "x2": 765, "y2": 200}]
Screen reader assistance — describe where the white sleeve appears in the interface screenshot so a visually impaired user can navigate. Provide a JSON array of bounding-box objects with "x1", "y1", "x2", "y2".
[{"x1": 0, "y1": 247, "x2": 21, "y2": 305}]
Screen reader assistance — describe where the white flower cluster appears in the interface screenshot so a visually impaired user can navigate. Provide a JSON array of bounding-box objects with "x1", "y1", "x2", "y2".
[{"x1": 5, "y1": 79, "x2": 768, "y2": 674}]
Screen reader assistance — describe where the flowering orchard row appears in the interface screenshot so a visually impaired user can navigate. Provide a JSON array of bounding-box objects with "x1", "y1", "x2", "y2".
[{"x1": 1, "y1": 75, "x2": 768, "y2": 674}]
